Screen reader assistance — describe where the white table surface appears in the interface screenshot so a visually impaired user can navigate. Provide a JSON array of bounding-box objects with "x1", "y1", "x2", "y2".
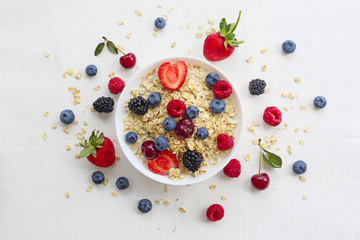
[{"x1": 1, "y1": 0, "x2": 360, "y2": 239}]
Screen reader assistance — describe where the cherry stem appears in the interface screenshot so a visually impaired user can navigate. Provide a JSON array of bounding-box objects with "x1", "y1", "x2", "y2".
[
  {"x1": 102, "y1": 36, "x2": 126, "y2": 55},
  {"x1": 102, "y1": 36, "x2": 108, "y2": 41},
  {"x1": 258, "y1": 139, "x2": 262, "y2": 175}
]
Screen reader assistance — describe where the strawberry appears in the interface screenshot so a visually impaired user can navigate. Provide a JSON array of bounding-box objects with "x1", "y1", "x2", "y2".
[
  {"x1": 148, "y1": 150, "x2": 179, "y2": 176},
  {"x1": 158, "y1": 61, "x2": 187, "y2": 90},
  {"x1": 203, "y1": 11, "x2": 244, "y2": 61},
  {"x1": 80, "y1": 130, "x2": 115, "y2": 167}
]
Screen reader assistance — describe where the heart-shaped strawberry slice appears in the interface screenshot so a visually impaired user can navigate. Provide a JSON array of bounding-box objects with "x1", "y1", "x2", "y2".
[
  {"x1": 158, "y1": 61, "x2": 187, "y2": 90},
  {"x1": 148, "y1": 150, "x2": 179, "y2": 176}
]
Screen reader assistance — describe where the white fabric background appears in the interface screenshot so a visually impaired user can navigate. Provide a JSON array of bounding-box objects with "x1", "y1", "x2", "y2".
[{"x1": 0, "y1": 0, "x2": 359, "y2": 239}]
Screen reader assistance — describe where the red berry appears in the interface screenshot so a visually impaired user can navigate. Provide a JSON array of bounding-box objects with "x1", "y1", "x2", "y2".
[
  {"x1": 120, "y1": 53, "x2": 136, "y2": 69},
  {"x1": 263, "y1": 106, "x2": 282, "y2": 126},
  {"x1": 158, "y1": 61, "x2": 188, "y2": 90},
  {"x1": 175, "y1": 118, "x2": 194, "y2": 139},
  {"x1": 86, "y1": 136, "x2": 115, "y2": 168},
  {"x1": 206, "y1": 204, "x2": 224, "y2": 222},
  {"x1": 108, "y1": 77, "x2": 125, "y2": 94},
  {"x1": 223, "y1": 159, "x2": 241, "y2": 178},
  {"x1": 217, "y1": 134, "x2": 234, "y2": 150},
  {"x1": 212, "y1": 80, "x2": 232, "y2": 99},
  {"x1": 148, "y1": 150, "x2": 179, "y2": 176},
  {"x1": 203, "y1": 33, "x2": 235, "y2": 62},
  {"x1": 141, "y1": 141, "x2": 158, "y2": 160},
  {"x1": 167, "y1": 99, "x2": 186, "y2": 118},
  {"x1": 251, "y1": 173, "x2": 270, "y2": 190}
]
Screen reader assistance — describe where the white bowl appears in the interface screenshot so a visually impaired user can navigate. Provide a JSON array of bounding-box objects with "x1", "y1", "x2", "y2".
[{"x1": 115, "y1": 56, "x2": 244, "y2": 186}]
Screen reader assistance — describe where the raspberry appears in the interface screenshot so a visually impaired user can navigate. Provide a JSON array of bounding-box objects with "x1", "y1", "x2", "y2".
[
  {"x1": 108, "y1": 77, "x2": 125, "y2": 94},
  {"x1": 223, "y1": 159, "x2": 241, "y2": 178},
  {"x1": 263, "y1": 106, "x2": 282, "y2": 126},
  {"x1": 167, "y1": 99, "x2": 186, "y2": 118},
  {"x1": 217, "y1": 134, "x2": 234, "y2": 150},
  {"x1": 212, "y1": 80, "x2": 232, "y2": 99},
  {"x1": 206, "y1": 204, "x2": 224, "y2": 222}
]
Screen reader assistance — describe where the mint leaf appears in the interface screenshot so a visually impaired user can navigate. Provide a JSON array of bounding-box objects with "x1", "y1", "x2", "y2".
[
  {"x1": 262, "y1": 148, "x2": 282, "y2": 168},
  {"x1": 95, "y1": 42, "x2": 105, "y2": 56}
]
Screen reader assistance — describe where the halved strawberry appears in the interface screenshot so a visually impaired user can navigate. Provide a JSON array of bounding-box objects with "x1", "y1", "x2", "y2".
[
  {"x1": 158, "y1": 61, "x2": 187, "y2": 90},
  {"x1": 148, "y1": 150, "x2": 179, "y2": 176}
]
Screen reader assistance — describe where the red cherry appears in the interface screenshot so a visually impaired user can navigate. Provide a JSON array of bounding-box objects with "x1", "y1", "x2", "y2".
[
  {"x1": 120, "y1": 53, "x2": 136, "y2": 69},
  {"x1": 141, "y1": 141, "x2": 158, "y2": 160},
  {"x1": 175, "y1": 118, "x2": 194, "y2": 139},
  {"x1": 251, "y1": 173, "x2": 270, "y2": 190}
]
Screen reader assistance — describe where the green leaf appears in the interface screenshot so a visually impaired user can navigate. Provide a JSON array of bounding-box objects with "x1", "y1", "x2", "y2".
[
  {"x1": 94, "y1": 42, "x2": 105, "y2": 56},
  {"x1": 225, "y1": 24, "x2": 231, "y2": 34},
  {"x1": 98, "y1": 138, "x2": 104, "y2": 145},
  {"x1": 225, "y1": 33, "x2": 235, "y2": 41},
  {"x1": 80, "y1": 146, "x2": 95, "y2": 158},
  {"x1": 91, "y1": 149, "x2": 97, "y2": 158},
  {"x1": 106, "y1": 41, "x2": 118, "y2": 54},
  {"x1": 262, "y1": 148, "x2": 282, "y2": 168},
  {"x1": 228, "y1": 23, "x2": 236, "y2": 33},
  {"x1": 219, "y1": 18, "x2": 227, "y2": 32}
]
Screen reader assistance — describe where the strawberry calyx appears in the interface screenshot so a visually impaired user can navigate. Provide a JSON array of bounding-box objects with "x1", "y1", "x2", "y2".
[
  {"x1": 80, "y1": 130, "x2": 105, "y2": 158},
  {"x1": 219, "y1": 10, "x2": 244, "y2": 49}
]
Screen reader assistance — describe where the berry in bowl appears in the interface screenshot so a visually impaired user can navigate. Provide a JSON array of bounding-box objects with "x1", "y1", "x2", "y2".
[{"x1": 115, "y1": 56, "x2": 243, "y2": 185}]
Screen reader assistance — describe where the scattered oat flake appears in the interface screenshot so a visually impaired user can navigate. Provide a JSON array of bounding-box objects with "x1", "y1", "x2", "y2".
[
  {"x1": 165, "y1": 184, "x2": 169, "y2": 192},
  {"x1": 209, "y1": 184, "x2": 216, "y2": 190},
  {"x1": 91, "y1": 106, "x2": 96, "y2": 112},
  {"x1": 287, "y1": 145, "x2": 293, "y2": 155},
  {"x1": 246, "y1": 56, "x2": 253, "y2": 63},
  {"x1": 112, "y1": 192, "x2": 118, "y2": 196},
  {"x1": 303, "y1": 126, "x2": 310, "y2": 133},
  {"x1": 43, "y1": 112, "x2": 49, "y2": 117},
  {"x1": 153, "y1": 30, "x2": 158, "y2": 37},
  {"x1": 283, "y1": 106, "x2": 289, "y2": 111},
  {"x1": 195, "y1": 32, "x2": 203, "y2": 38},
  {"x1": 76, "y1": 132, "x2": 84, "y2": 140},
  {"x1": 186, "y1": 23, "x2": 191, "y2": 29},
  {"x1": 163, "y1": 200, "x2": 170, "y2": 206},
  {"x1": 125, "y1": 32, "x2": 133, "y2": 39},
  {"x1": 93, "y1": 85, "x2": 101, "y2": 91},
  {"x1": 168, "y1": 8, "x2": 174, "y2": 12},
  {"x1": 65, "y1": 192, "x2": 70, "y2": 198},
  {"x1": 294, "y1": 128, "x2": 300, "y2": 133},
  {"x1": 65, "y1": 144, "x2": 71, "y2": 151},
  {"x1": 245, "y1": 153, "x2": 250, "y2": 161},
  {"x1": 75, "y1": 154, "x2": 80, "y2": 159},
  {"x1": 117, "y1": 45, "x2": 124, "y2": 51},
  {"x1": 135, "y1": 10, "x2": 142, "y2": 16},
  {"x1": 103, "y1": 178, "x2": 109, "y2": 186},
  {"x1": 45, "y1": 52, "x2": 50, "y2": 57},
  {"x1": 198, "y1": 25, "x2": 204, "y2": 30},
  {"x1": 302, "y1": 194, "x2": 308, "y2": 200},
  {"x1": 179, "y1": 207, "x2": 186, "y2": 213},
  {"x1": 176, "y1": 198, "x2": 180, "y2": 201},
  {"x1": 172, "y1": 227, "x2": 177, "y2": 233},
  {"x1": 184, "y1": 50, "x2": 191, "y2": 56},
  {"x1": 115, "y1": 152, "x2": 120, "y2": 160},
  {"x1": 294, "y1": 77, "x2": 301, "y2": 83},
  {"x1": 118, "y1": 20, "x2": 124, "y2": 25},
  {"x1": 62, "y1": 72, "x2": 68, "y2": 79},
  {"x1": 261, "y1": 65, "x2": 267, "y2": 72},
  {"x1": 155, "y1": 199, "x2": 161, "y2": 205},
  {"x1": 288, "y1": 93, "x2": 295, "y2": 99},
  {"x1": 75, "y1": 72, "x2": 82, "y2": 79},
  {"x1": 51, "y1": 122, "x2": 57, "y2": 129},
  {"x1": 171, "y1": 42, "x2": 176, "y2": 48},
  {"x1": 86, "y1": 186, "x2": 93, "y2": 192},
  {"x1": 83, "y1": 121, "x2": 88, "y2": 126},
  {"x1": 221, "y1": 196, "x2": 227, "y2": 200},
  {"x1": 163, "y1": 14, "x2": 168, "y2": 21},
  {"x1": 68, "y1": 86, "x2": 75, "y2": 92},
  {"x1": 178, "y1": 25, "x2": 184, "y2": 29},
  {"x1": 299, "y1": 140, "x2": 305, "y2": 145},
  {"x1": 252, "y1": 139, "x2": 258, "y2": 145},
  {"x1": 67, "y1": 69, "x2": 74, "y2": 76},
  {"x1": 264, "y1": 88, "x2": 271, "y2": 93},
  {"x1": 108, "y1": 72, "x2": 115, "y2": 78},
  {"x1": 260, "y1": 48, "x2": 268, "y2": 54},
  {"x1": 208, "y1": 19, "x2": 215, "y2": 25},
  {"x1": 63, "y1": 126, "x2": 69, "y2": 134},
  {"x1": 281, "y1": 92, "x2": 288, "y2": 98},
  {"x1": 299, "y1": 175, "x2": 307, "y2": 182},
  {"x1": 157, "y1": 4, "x2": 162, "y2": 8},
  {"x1": 299, "y1": 105, "x2": 306, "y2": 110},
  {"x1": 42, "y1": 132, "x2": 48, "y2": 141}
]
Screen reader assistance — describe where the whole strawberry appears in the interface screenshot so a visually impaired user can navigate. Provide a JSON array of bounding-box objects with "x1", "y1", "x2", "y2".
[
  {"x1": 80, "y1": 130, "x2": 115, "y2": 167},
  {"x1": 203, "y1": 11, "x2": 244, "y2": 61}
]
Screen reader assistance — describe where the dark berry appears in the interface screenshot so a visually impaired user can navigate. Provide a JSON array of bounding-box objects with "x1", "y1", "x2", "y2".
[
  {"x1": 86, "y1": 64, "x2": 97, "y2": 76},
  {"x1": 205, "y1": 72, "x2": 220, "y2": 88},
  {"x1": 314, "y1": 96, "x2": 327, "y2": 108},
  {"x1": 92, "y1": 171, "x2": 105, "y2": 184},
  {"x1": 154, "y1": 136, "x2": 168, "y2": 151},
  {"x1": 162, "y1": 118, "x2": 176, "y2": 132},
  {"x1": 60, "y1": 109, "x2": 75, "y2": 124},
  {"x1": 249, "y1": 79, "x2": 266, "y2": 95},
  {"x1": 93, "y1": 97, "x2": 115, "y2": 113},
  {"x1": 185, "y1": 106, "x2": 199, "y2": 119},
  {"x1": 147, "y1": 92, "x2": 162, "y2": 107},
  {"x1": 154, "y1": 17, "x2": 166, "y2": 29},
  {"x1": 282, "y1": 40, "x2": 296, "y2": 53},
  {"x1": 293, "y1": 160, "x2": 307, "y2": 174},
  {"x1": 128, "y1": 96, "x2": 149, "y2": 115},
  {"x1": 138, "y1": 199, "x2": 152, "y2": 213},
  {"x1": 210, "y1": 99, "x2": 226, "y2": 114},
  {"x1": 116, "y1": 177, "x2": 129, "y2": 190},
  {"x1": 175, "y1": 118, "x2": 194, "y2": 139},
  {"x1": 196, "y1": 127, "x2": 209, "y2": 140},
  {"x1": 141, "y1": 141, "x2": 158, "y2": 160},
  {"x1": 125, "y1": 131, "x2": 138, "y2": 144},
  {"x1": 182, "y1": 150, "x2": 203, "y2": 172}
]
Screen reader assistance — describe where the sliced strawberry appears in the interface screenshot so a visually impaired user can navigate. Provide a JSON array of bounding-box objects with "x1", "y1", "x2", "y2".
[
  {"x1": 158, "y1": 61, "x2": 187, "y2": 90},
  {"x1": 148, "y1": 150, "x2": 179, "y2": 176}
]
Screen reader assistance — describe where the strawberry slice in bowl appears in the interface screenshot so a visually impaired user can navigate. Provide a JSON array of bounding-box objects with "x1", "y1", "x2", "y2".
[
  {"x1": 158, "y1": 61, "x2": 187, "y2": 90},
  {"x1": 148, "y1": 150, "x2": 179, "y2": 176}
]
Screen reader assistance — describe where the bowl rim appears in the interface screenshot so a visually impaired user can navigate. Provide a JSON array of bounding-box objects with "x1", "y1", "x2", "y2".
[{"x1": 115, "y1": 56, "x2": 244, "y2": 185}]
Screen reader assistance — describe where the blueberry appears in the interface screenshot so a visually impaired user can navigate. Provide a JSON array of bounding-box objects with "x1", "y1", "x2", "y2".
[
  {"x1": 206, "y1": 72, "x2": 220, "y2": 88},
  {"x1": 162, "y1": 118, "x2": 176, "y2": 132},
  {"x1": 60, "y1": 109, "x2": 75, "y2": 124},
  {"x1": 116, "y1": 177, "x2": 129, "y2": 190},
  {"x1": 92, "y1": 171, "x2": 105, "y2": 184},
  {"x1": 282, "y1": 40, "x2": 296, "y2": 53},
  {"x1": 154, "y1": 17, "x2": 166, "y2": 29},
  {"x1": 292, "y1": 160, "x2": 307, "y2": 174},
  {"x1": 148, "y1": 92, "x2": 162, "y2": 107},
  {"x1": 125, "y1": 132, "x2": 138, "y2": 144},
  {"x1": 154, "y1": 136, "x2": 168, "y2": 151},
  {"x1": 314, "y1": 96, "x2": 327, "y2": 108},
  {"x1": 185, "y1": 106, "x2": 199, "y2": 119},
  {"x1": 196, "y1": 127, "x2": 209, "y2": 140},
  {"x1": 86, "y1": 64, "x2": 98, "y2": 76},
  {"x1": 138, "y1": 199, "x2": 152, "y2": 213},
  {"x1": 210, "y1": 99, "x2": 226, "y2": 114}
]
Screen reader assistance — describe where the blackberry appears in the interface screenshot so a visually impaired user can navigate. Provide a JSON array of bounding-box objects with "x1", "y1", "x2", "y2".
[
  {"x1": 93, "y1": 96, "x2": 115, "y2": 113},
  {"x1": 182, "y1": 150, "x2": 203, "y2": 172},
  {"x1": 249, "y1": 79, "x2": 266, "y2": 95},
  {"x1": 128, "y1": 96, "x2": 149, "y2": 115}
]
